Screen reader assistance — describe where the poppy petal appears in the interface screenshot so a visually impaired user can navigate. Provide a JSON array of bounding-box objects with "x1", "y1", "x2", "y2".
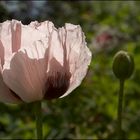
[{"x1": 2, "y1": 39, "x2": 48, "y2": 102}]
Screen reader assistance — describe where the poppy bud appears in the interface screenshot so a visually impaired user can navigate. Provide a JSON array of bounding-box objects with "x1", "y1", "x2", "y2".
[{"x1": 112, "y1": 50, "x2": 134, "y2": 80}]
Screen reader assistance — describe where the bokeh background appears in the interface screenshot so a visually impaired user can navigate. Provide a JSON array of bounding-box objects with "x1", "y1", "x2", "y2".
[{"x1": 0, "y1": 1, "x2": 140, "y2": 139}]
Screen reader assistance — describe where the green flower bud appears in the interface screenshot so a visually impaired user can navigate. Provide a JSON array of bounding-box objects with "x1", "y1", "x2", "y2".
[{"x1": 112, "y1": 50, "x2": 134, "y2": 80}]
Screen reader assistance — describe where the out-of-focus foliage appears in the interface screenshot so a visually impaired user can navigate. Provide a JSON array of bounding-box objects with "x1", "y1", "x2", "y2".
[{"x1": 0, "y1": 1, "x2": 140, "y2": 139}]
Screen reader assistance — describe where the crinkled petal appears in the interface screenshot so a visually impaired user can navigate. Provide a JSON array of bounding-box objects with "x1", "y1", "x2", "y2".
[
  {"x1": 29, "y1": 20, "x2": 54, "y2": 35},
  {"x1": 60, "y1": 23, "x2": 92, "y2": 98},
  {"x1": 47, "y1": 27, "x2": 64, "y2": 71},
  {"x1": 2, "y1": 39, "x2": 48, "y2": 102},
  {"x1": 0, "y1": 40, "x2": 4, "y2": 66},
  {"x1": 0, "y1": 20, "x2": 54, "y2": 65},
  {"x1": 11, "y1": 20, "x2": 22, "y2": 52},
  {"x1": 0, "y1": 20, "x2": 13, "y2": 62},
  {"x1": 21, "y1": 20, "x2": 54, "y2": 48},
  {"x1": 44, "y1": 27, "x2": 71, "y2": 99}
]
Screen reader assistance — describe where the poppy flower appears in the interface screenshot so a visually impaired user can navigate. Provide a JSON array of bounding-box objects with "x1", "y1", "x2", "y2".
[{"x1": 0, "y1": 20, "x2": 92, "y2": 103}]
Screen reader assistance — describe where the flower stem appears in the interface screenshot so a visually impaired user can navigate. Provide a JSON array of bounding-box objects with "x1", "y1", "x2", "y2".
[
  {"x1": 35, "y1": 101, "x2": 43, "y2": 139},
  {"x1": 117, "y1": 79, "x2": 125, "y2": 139}
]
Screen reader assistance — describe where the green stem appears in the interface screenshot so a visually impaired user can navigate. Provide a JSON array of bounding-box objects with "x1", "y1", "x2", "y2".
[
  {"x1": 35, "y1": 101, "x2": 43, "y2": 139},
  {"x1": 117, "y1": 79, "x2": 125, "y2": 139}
]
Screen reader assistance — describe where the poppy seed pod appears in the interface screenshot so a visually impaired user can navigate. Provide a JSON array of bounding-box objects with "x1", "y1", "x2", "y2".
[
  {"x1": 0, "y1": 20, "x2": 92, "y2": 103},
  {"x1": 112, "y1": 50, "x2": 134, "y2": 80}
]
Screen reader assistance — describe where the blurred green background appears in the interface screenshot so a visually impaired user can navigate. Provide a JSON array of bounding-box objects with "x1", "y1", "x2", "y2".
[{"x1": 0, "y1": 1, "x2": 140, "y2": 139}]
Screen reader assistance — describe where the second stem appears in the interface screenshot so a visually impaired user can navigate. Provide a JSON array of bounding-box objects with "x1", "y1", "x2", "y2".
[{"x1": 117, "y1": 79, "x2": 125, "y2": 139}]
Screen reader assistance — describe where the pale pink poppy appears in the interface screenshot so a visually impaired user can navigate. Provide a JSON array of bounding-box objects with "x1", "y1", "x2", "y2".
[{"x1": 0, "y1": 19, "x2": 92, "y2": 103}]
